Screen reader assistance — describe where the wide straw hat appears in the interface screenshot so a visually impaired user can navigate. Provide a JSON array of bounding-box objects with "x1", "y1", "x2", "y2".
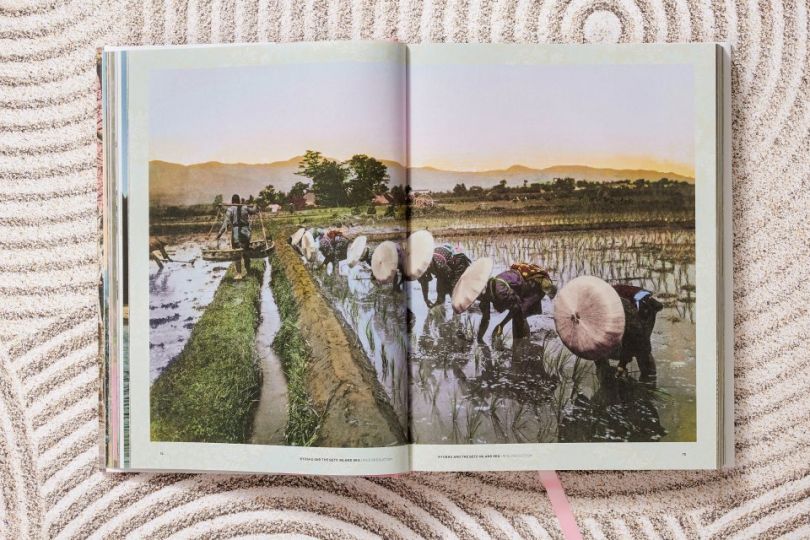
[
  {"x1": 346, "y1": 235, "x2": 368, "y2": 267},
  {"x1": 371, "y1": 241, "x2": 400, "y2": 283},
  {"x1": 553, "y1": 276, "x2": 625, "y2": 360},
  {"x1": 451, "y1": 257, "x2": 493, "y2": 314},
  {"x1": 404, "y1": 230, "x2": 435, "y2": 280},
  {"x1": 290, "y1": 227, "x2": 306, "y2": 246},
  {"x1": 300, "y1": 230, "x2": 317, "y2": 261}
]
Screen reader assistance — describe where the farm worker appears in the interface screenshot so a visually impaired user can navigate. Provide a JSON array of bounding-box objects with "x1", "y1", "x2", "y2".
[
  {"x1": 149, "y1": 236, "x2": 173, "y2": 270},
  {"x1": 318, "y1": 229, "x2": 350, "y2": 273},
  {"x1": 611, "y1": 284, "x2": 664, "y2": 385},
  {"x1": 477, "y1": 263, "x2": 557, "y2": 342},
  {"x1": 369, "y1": 241, "x2": 407, "y2": 291},
  {"x1": 418, "y1": 244, "x2": 472, "y2": 308},
  {"x1": 216, "y1": 193, "x2": 257, "y2": 280}
]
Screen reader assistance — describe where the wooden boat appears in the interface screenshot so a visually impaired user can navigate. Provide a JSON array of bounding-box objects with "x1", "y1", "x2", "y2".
[{"x1": 202, "y1": 240, "x2": 275, "y2": 262}]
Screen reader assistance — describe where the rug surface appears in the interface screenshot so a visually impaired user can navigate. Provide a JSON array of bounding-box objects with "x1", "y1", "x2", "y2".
[{"x1": 1, "y1": 0, "x2": 809, "y2": 538}]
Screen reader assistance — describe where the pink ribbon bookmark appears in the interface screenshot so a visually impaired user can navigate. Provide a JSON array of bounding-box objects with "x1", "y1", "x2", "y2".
[{"x1": 538, "y1": 470, "x2": 583, "y2": 540}]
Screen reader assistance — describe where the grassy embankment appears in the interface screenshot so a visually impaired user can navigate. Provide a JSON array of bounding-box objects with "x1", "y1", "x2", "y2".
[
  {"x1": 151, "y1": 260, "x2": 264, "y2": 443},
  {"x1": 267, "y1": 253, "x2": 321, "y2": 446},
  {"x1": 271, "y1": 233, "x2": 406, "y2": 446}
]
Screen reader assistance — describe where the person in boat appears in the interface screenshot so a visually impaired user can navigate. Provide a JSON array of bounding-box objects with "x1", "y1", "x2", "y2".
[
  {"x1": 417, "y1": 243, "x2": 472, "y2": 308},
  {"x1": 318, "y1": 228, "x2": 350, "y2": 273},
  {"x1": 215, "y1": 194, "x2": 258, "y2": 280},
  {"x1": 477, "y1": 262, "x2": 557, "y2": 342},
  {"x1": 610, "y1": 284, "x2": 664, "y2": 385}
]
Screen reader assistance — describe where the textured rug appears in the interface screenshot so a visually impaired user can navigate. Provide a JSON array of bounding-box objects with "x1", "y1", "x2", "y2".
[{"x1": 1, "y1": 0, "x2": 809, "y2": 538}]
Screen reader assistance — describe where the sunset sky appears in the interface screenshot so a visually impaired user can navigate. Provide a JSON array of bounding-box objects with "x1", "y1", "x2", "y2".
[
  {"x1": 409, "y1": 61, "x2": 695, "y2": 176},
  {"x1": 149, "y1": 59, "x2": 694, "y2": 177},
  {"x1": 148, "y1": 61, "x2": 406, "y2": 166}
]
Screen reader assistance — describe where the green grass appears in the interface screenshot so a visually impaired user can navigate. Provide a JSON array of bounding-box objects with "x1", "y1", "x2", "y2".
[
  {"x1": 150, "y1": 259, "x2": 264, "y2": 443},
  {"x1": 268, "y1": 254, "x2": 321, "y2": 446}
]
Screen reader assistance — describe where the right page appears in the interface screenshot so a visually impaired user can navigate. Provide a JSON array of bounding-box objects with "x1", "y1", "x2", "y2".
[{"x1": 406, "y1": 43, "x2": 724, "y2": 471}]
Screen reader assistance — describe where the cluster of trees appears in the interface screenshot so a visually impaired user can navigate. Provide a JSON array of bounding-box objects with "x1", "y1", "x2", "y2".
[
  {"x1": 250, "y1": 150, "x2": 393, "y2": 210},
  {"x1": 253, "y1": 181, "x2": 309, "y2": 210},
  {"x1": 439, "y1": 176, "x2": 693, "y2": 212}
]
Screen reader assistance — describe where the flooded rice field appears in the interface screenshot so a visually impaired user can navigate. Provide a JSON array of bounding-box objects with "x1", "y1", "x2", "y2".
[
  {"x1": 148, "y1": 240, "x2": 229, "y2": 382},
  {"x1": 408, "y1": 228, "x2": 696, "y2": 444},
  {"x1": 313, "y1": 228, "x2": 696, "y2": 445},
  {"x1": 312, "y1": 261, "x2": 410, "y2": 431}
]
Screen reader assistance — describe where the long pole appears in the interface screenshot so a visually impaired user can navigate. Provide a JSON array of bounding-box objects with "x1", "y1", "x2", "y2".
[{"x1": 258, "y1": 209, "x2": 269, "y2": 248}]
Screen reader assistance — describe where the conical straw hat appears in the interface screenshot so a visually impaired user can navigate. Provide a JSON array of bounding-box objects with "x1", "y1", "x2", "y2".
[
  {"x1": 346, "y1": 236, "x2": 368, "y2": 267},
  {"x1": 403, "y1": 230, "x2": 434, "y2": 280},
  {"x1": 553, "y1": 276, "x2": 625, "y2": 360},
  {"x1": 300, "y1": 230, "x2": 317, "y2": 261},
  {"x1": 290, "y1": 227, "x2": 306, "y2": 246},
  {"x1": 371, "y1": 241, "x2": 400, "y2": 283},
  {"x1": 451, "y1": 257, "x2": 493, "y2": 314}
]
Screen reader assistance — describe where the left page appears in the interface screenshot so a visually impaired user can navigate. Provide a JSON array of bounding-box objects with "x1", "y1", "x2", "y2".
[{"x1": 102, "y1": 42, "x2": 410, "y2": 475}]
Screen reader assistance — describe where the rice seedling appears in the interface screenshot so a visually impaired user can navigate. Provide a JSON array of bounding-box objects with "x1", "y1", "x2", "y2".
[{"x1": 464, "y1": 403, "x2": 484, "y2": 443}]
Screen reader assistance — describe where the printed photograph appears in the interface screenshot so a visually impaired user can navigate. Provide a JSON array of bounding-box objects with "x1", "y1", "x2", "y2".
[
  {"x1": 146, "y1": 47, "x2": 410, "y2": 447},
  {"x1": 406, "y1": 57, "x2": 697, "y2": 444},
  {"x1": 145, "y1": 46, "x2": 697, "y2": 448}
]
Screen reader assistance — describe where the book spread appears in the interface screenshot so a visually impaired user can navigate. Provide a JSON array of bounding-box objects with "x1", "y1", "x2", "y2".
[{"x1": 100, "y1": 42, "x2": 733, "y2": 474}]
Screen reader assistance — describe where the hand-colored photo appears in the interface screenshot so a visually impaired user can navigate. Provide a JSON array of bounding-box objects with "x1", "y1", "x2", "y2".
[
  {"x1": 406, "y1": 57, "x2": 696, "y2": 444},
  {"x1": 146, "y1": 48, "x2": 410, "y2": 447},
  {"x1": 146, "y1": 48, "x2": 696, "y2": 448}
]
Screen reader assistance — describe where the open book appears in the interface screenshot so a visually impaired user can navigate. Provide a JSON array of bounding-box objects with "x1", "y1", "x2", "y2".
[{"x1": 100, "y1": 41, "x2": 733, "y2": 474}]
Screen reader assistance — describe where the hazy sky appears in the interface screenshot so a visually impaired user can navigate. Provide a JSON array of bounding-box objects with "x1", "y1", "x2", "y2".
[
  {"x1": 149, "y1": 60, "x2": 694, "y2": 176},
  {"x1": 148, "y1": 61, "x2": 405, "y2": 165},
  {"x1": 409, "y1": 62, "x2": 694, "y2": 176}
]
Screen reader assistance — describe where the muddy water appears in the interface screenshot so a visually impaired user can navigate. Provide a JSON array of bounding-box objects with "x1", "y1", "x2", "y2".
[
  {"x1": 250, "y1": 261, "x2": 289, "y2": 445},
  {"x1": 407, "y1": 228, "x2": 697, "y2": 444},
  {"x1": 149, "y1": 237, "x2": 290, "y2": 442},
  {"x1": 148, "y1": 240, "x2": 229, "y2": 382},
  {"x1": 312, "y1": 259, "x2": 409, "y2": 431}
]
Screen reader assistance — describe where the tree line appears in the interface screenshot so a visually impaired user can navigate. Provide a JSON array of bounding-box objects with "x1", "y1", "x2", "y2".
[
  {"x1": 252, "y1": 150, "x2": 394, "y2": 210},
  {"x1": 448, "y1": 176, "x2": 689, "y2": 195}
]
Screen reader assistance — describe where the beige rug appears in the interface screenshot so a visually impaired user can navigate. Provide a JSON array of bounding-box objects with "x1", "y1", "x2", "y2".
[{"x1": 1, "y1": 0, "x2": 809, "y2": 538}]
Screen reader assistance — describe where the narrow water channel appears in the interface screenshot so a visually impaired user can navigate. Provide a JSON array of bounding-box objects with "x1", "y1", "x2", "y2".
[{"x1": 249, "y1": 259, "x2": 289, "y2": 445}]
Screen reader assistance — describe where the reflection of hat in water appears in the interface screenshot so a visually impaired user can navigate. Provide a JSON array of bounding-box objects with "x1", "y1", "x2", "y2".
[
  {"x1": 371, "y1": 241, "x2": 400, "y2": 283},
  {"x1": 404, "y1": 230, "x2": 434, "y2": 280},
  {"x1": 300, "y1": 230, "x2": 317, "y2": 261},
  {"x1": 451, "y1": 257, "x2": 493, "y2": 314},
  {"x1": 346, "y1": 236, "x2": 368, "y2": 267},
  {"x1": 553, "y1": 276, "x2": 625, "y2": 360},
  {"x1": 290, "y1": 227, "x2": 306, "y2": 246}
]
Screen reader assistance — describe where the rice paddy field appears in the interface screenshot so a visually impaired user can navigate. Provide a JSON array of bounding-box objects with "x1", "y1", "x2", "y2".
[
  {"x1": 313, "y1": 263, "x2": 410, "y2": 432},
  {"x1": 148, "y1": 201, "x2": 697, "y2": 446},
  {"x1": 311, "y1": 226, "x2": 697, "y2": 445}
]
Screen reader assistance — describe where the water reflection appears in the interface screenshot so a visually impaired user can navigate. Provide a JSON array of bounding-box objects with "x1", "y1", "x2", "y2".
[
  {"x1": 407, "y1": 229, "x2": 695, "y2": 444},
  {"x1": 309, "y1": 228, "x2": 694, "y2": 444},
  {"x1": 313, "y1": 258, "x2": 410, "y2": 432},
  {"x1": 148, "y1": 240, "x2": 228, "y2": 382},
  {"x1": 559, "y1": 361, "x2": 667, "y2": 442}
]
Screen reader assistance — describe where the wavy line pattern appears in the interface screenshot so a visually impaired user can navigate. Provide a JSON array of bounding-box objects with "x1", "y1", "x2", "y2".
[{"x1": 0, "y1": 0, "x2": 808, "y2": 538}]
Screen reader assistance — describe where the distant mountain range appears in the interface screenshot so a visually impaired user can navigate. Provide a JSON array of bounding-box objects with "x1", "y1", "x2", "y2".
[
  {"x1": 408, "y1": 164, "x2": 694, "y2": 192},
  {"x1": 149, "y1": 157, "x2": 693, "y2": 206}
]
